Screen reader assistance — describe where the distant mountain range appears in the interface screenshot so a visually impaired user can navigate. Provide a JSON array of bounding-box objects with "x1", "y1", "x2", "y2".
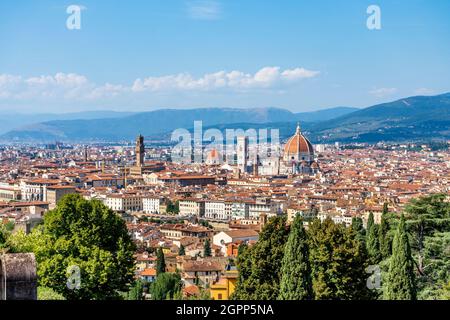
[
  {"x1": 310, "y1": 92, "x2": 450, "y2": 142},
  {"x1": 0, "y1": 106, "x2": 357, "y2": 143},
  {"x1": 1, "y1": 92, "x2": 449, "y2": 143},
  {"x1": 0, "y1": 110, "x2": 135, "y2": 135}
]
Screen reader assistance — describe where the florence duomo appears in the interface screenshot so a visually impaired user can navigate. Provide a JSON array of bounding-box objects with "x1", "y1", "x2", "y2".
[
  {"x1": 280, "y1": 123, "x2": 319, "y2": 175},
  {"x1": 252, "y1": 123, "x2": 320, "y2": 176}
]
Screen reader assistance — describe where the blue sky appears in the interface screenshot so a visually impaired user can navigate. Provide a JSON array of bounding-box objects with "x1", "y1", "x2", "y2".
[{"x1": 0, "y1": 0, "x2": 449, "y2": 113}]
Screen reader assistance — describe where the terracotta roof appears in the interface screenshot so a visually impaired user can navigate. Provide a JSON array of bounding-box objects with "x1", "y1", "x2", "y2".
[
  {"x1": 140, "y1": 268, "x2": 156, "y2": 276},
  {"x1": 284, "y1": 125, "x2": 314, "y2": 155},
  {"x1": 223, "y1": 229, "x2": 259, "y2": 238},
  {"x1": 46, "y1": 185, "x2": 77, "y2": 190},
  {"x1": 183, "y1": 260, "x2": 222, "y2": 272},
  {"x1": 183, "y1": 285, "x2": 200, "y2": 296}
]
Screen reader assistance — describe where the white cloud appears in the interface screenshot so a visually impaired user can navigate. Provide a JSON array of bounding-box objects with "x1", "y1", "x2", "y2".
[
  {"x1": 132, "y1": 67, "x2": 319, "y2": 92},
  {"x1": 26, "y1": 73, "x2": 88, "y2": 87},
  {"x1": 369, "y1": 87, "x2": 398, "y2": 98},
  {"x1": 414, "y1": 88, "x2": 435, "y2": 96},
  {"x1": 187, "y1": 0, "x2": 222, "y2": 20},
  {"x1": 0, "y1": 67, "x2": 320, "y2": 103},
  {"x1": 0, "y1": 74, "x2": 22, "y2": 98},
  {"x1": 281, "y1": 68, "x2": 320, "y2": 80},
  {"x1": 0, "y1": 73, "x2": 94, "y2": 101}
]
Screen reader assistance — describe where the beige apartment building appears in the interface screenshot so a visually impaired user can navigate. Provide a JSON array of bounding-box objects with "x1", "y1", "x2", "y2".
[
  {"x1": 179, "y1": 199, "x2": 205, "y2": 217},
  {"x1": 105, "y1": 193, "x2": 143, "y2": 212},
  {"x1": 46, "y1": 185, "x2": 77, "y2": 209},
  {"x1": 0, "y1": 183, "x2": 21, "y2": 202}
]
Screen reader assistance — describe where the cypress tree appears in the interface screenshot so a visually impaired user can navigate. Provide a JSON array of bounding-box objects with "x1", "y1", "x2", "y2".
[
  {"x1": 151, "y1": 273, "x2": 182, "y2": 300},
  {"x1": 203, "y1": 239, "x2": 212, "y2": 257},
  {"x1": 351, "y1": 217, "x2": 366, "y2": 243},
  {"x1": 367, "y1": 212, "x2": 374, "y2": 233},
  {"x1": 366, "y1": 212, "x2": 381, "y2": 263},
  {"x1": 379, "y1": 203, "x2": 391, "y2": 259},
  {"x1": 156, "y1": 247, "x2": 166, "y2": 275},
  {"x1": 278, "y1": 215, "x2": 313, "y2": 300},
  {"x1": 382, "y1": 202, "x2": 389, "y2": 215},
  {"x1": 385, "y1": 215, "x2": 417, "y2": 300},
  {"x1": 178, "y1": 244, "x2": 185, "y2": 256},
  {"x1": 127, "y1": 280, "x2": 144, "y2": 300}
]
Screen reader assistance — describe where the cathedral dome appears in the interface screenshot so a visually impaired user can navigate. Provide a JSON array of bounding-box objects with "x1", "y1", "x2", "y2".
[{"x1": 283, "y1": 124, "x2": 314, "y2": 157}]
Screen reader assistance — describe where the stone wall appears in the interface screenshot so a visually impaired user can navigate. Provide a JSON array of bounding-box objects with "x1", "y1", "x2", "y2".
[{"x1": 0, "y1": 253, "x2": 37, "y2": 300}]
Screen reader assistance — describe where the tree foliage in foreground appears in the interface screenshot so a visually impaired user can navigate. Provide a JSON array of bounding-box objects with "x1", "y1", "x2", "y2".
[
  {"x1": 385, "y1": 215, "x2": 417, "y2": 300},
  {"x1": 232, "y1": 216, "x2": 290, "y2": 300},
  {"x1": 351, "y1": 217, "x2": 365, "y2": 244},
  {"x1": 308, "y1": 218, "x2": 372, "y2": 300},
  {"x1": 366, "y1": 212, "x2": 381, "y2": 263},
  {"x1": 126, "y1": 280, "x2": 145, "y2": 300},
  {"x1": 379, "y1": 203, "x2": 392, "y2": 259},
  {"x1": 37, "y1": 286, "x2": 66, "y2": 300},
  {"x1": 151, "y1": 272, "x2": 182, "y2": 300},
  {"x1": 8, "y1": 194, "x2": 136, "y2": 300},
  {"x1": 404, "y1": 194, "x2": 450, "y2": 275},
  {"x1": 278, "y1": 215, "x2": 313, "y2": 300}
]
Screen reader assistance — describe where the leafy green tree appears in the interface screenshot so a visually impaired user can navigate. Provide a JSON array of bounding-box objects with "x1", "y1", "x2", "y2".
[
  {"x1": 233, "y1": 216, "x2": 290, "y2": 300},
  {"x1": 0, "y1": 221, "x2": 15, "y2": 249},
  {"x1": 385, "y1": 215, "x2": 417, "y2": 300},
  {"x1": 438, "y1": 281, "x2": 450, "y2": 300},
  {"x1": 404, "y1": 194, "x2": 450, "y2": 275},
  {"x1": 4, "y1": 220, "x2": 15, "y2": 232},
  {"x1": 151, "y1": 273, "x2": 182, "y2": 300},
  {"x1": 417, "y1": 231, "x2": 450, "y2": 299},
  {"x1": 379, "y1": 204, "x2": 391, "y2": 259},
  {"x1": 199, "y1": 220, "x2": 212, "y2": 228},
  {"x1": 237, "y1": 242, "x2": 247, "y2": 257},
  {"x1": 38, "y1": 287, "x2": 66, "y2": 300},
  {"x1": 0, "y1": 225, "x2": 8, "y2": 249},
  {"x1": 166, "y1": 200, "x2": 180, "y2": 214},
  {"x1": 178, "y1": 244, "x2": 185, "y2": 256},
  {"x1": 14, "y1": 196, "x2": 135, "y2": 299},
  {"x1": 7, "y1": 228, "x2": 44, "y2": 253},
  {"x1": 9, "y1": 194, "x2": 136, "y2": 300},
  {"x1": 172, "y1": 288, "x2": 183, "y2": 300},
  {"x1": 156, "y1": 247, "x2": 166, "y2": 275},
  {"x1": 366, "y1": 213, "x2": 381, "y2": 263},
  {"x1": 278, "y1": 215, "x2": 313, "y2": 300},
  {"x1": 308, "y1": 218, "x2": 372, "y2": 300},
  {"x1": 194, "y1": 289, "x2": 212, "y2": 300}
]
